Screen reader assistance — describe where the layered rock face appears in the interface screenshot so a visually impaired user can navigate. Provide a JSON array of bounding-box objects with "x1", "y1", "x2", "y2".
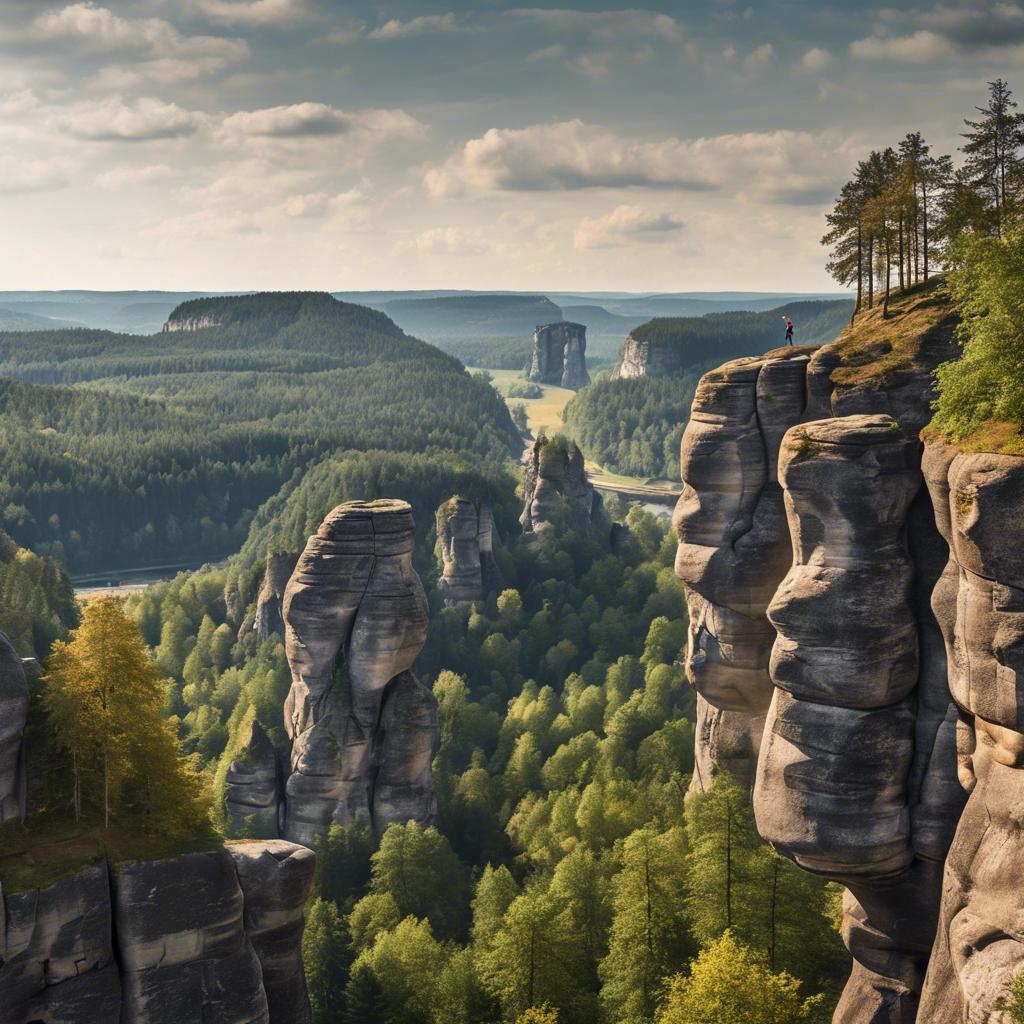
[
  {"x1": 613, "y1": 331, "x2": 696, "y2": 379},
  {"x1": 520, "y1": 438, "x2": 603, "y2": 535},
  {"x1": 254, "y1": 552, "x2": 300, "y2": 640},
  {"x1": 528, "y1": 322, "x2": 590, "y2": 390},
  {"x1": 224, "y1": 719, "x2": 282, "y2": 838},
  {"x1": 162, "y1": 313, "x2": 222, "y2": 332},
  {"x1": 917, "y1": 440, "x2": 1024, "y2": 1022},
  {"x1": 672, "y1": 289, "x2": 964, "y2": 1022},
  {"x1": 0, "y1": 632, "x2": 27, "y2": 824},
  {"x1": 282, "y1": 499, "x2": 437, "y2": 846},
  {"x1": 0, "y1": 842, "x2": 314, "y2": 1024},
  {"x1": 436, "y1": 497, "x2": 503, "y2": 603}
]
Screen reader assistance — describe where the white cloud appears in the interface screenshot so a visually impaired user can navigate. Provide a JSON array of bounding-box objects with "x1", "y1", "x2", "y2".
[
  {"x1": 800, "y1": 47, "x2": 832, "y2": 72},
  {"x1": 0, "y1": 155, "x2": 68, "y2": 194},
  {"x1": 95, "y1": 164, "x2": 175, "y2": 188},
  {"x1": 410, "y1": 226, "x2": 490, "y2": 256},
  {"x1": 569, "y1": 46, "x2": 654, "y2": 77},
  {"x1": 850, "y1": 30, "x2": 954, "y2": 62},
  {"x1": 575, "y1": 205, "x2": 684, "y2": 249},
  {"x1": 220, "y1": 102, "x2": 425, "y2": 141},
  {"x1": 59, "y1": 96, "x2": 202, "y2": 140},
  {"x1": 506, "y1": 8, "x2": 681, "y2": 41},
  {"x1": 367, "y1": 13, "x2": 461, "y2": 40},
  {"x1": 744, "y1": 42, "x2": 776, "y2": 73},
  {"x1": 527, "y1": 44, "x2": 566, "y2": 62},
  {"x1": 188, "y1": 0, "x2": 305, "y2": 25},
  {"x1": 425, "y1": 120, "x2": 856, "y2": 207}
]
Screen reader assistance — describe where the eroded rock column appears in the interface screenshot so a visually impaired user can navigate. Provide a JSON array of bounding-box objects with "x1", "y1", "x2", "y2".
[
  {"x1": 918, "y1": 439, "x2": 1024, "y2": 1022},
  {"x1": 436, "y1": 497, "x2": 503, "y2": 603},
  {"x1": 282, "y1": 499, "x2": 436, "y2": 846},
  {"x1": 224, "y1": 719, "x2": 282, "y2": 838},
  {"x1": 0, "y1": 632, "x2": 28, "y2": 824},
  {"x1": 521, "y1": 437, "x2": 602, "y2": 535}
]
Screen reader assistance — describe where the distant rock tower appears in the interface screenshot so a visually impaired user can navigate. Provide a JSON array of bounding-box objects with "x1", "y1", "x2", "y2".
[
  {"x1": 436, "y1": 497, "x2": 503, "y2": 603},
  {"x1": 528, "y1": 322, "x2": 590, "y2": 391},
  {"x1": 520, "y1": 436, "x2": 602, "y2": 535}
]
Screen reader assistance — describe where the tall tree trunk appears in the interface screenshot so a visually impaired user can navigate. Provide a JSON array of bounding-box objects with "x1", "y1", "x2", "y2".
[
  {"x1": 855, "y1": 219, "x2": 863, "y2": 319},
  {"x1": 883, "y1": 232, "x2": 892, "y2": 318},
  {"x1": 898, "y1": 213, "x2": 905, "y2": 291},
  {"x1": 867, "y1": 235, "x2": 874, "y2": 308},
  {"x1": 922, "y1": 186, "x2": 930, "y2": 282}
]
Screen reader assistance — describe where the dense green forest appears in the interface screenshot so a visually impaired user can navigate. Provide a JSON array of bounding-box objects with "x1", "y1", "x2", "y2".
[
  {"x1": 562, "y1": 299, "x2": 851, "y2": 479},
  {"x1": 122, "y1": 466, "x2": 844, "y2": 1022},
  {"x1": 0, "y1": 293, "x2": 520, "y2": 573}
]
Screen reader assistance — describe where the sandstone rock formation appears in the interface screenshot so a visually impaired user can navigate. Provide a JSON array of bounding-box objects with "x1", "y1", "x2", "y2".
[
  {"x1": 0, "y1": 842, "x2": 313, "y2": 1024},
  {"x1": 224, "y1": 719, "x2": 282, "y2": 838},
  {"x1": 436, "y1": 497, "x2": 503, "y2": 603},
  {"x1": 528, "y1": 322, "x2": 590, "y2": 390},
  {"x1": 520, "y1": 437, "x2": 603, "y2": 536},
  {"x1": 917, "y1": 439, "x2": 1024, "y2": 1022},
  {"x1": 0, "y1": 632, "x2": 28, "y2": 824},
  {"x1": 672, "y1": 286, "x2": 965, "y2": 1022},
  {"x1": 162, "y1": 313, "x2": 222, "y2": 332},
  {"x1": 614, "y1": 329, "x2": 695, "y2": 379},
  {"x1": 254, "y1": 552, "x2": 299, "y2": 640},
  {"x1": 0, "y1": 863, "x2": 122, "y2": 1021},
  {"x1": 282, "y1": 499, "x2": 437, "y2": 846}
]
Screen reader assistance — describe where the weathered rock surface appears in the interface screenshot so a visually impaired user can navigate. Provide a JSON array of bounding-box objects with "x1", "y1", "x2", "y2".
[
  {"x1": 520, "y1": 437, "x2": 603, "y2": 535},
  {"x1": 689, "y1": 695, "x2": 765, "y2": 795},
  {"x1": 614, "y1": 330, "x2": 696, "y2": 379},
  {"x1": 0, "y1": 841, "x2": 313, "y2": 1024},
  {"x1": 0, "y1": 633, "x2": 28, "y2": 824},
  {"x1": 917, "y1": 439, "x2": 1024, "y2": 1022},
  {"x1": 254, "y1": 553, "x2": 299, "y2": 640},
  {"x1": 229, "y1": 841, "x2": 316, "y2": 1024},
  {"x1": 282, "y1": 499, "x2": 436, "y2": 846},
  {"x1": 162, "y1": 313, "x2": 222, "y2": 333},
  {"x1": 528, "y1": 322, "x2": 590, "y2": 390},
  {"x1": 224, "y1": 719, "x2": 282, "y2": 838},
  {"x1": 436, "y1": 497, "x2": 503, "y2": 603},
  {"x1": 0, "y1": 863, "x2": 122, "y2": 1022}
]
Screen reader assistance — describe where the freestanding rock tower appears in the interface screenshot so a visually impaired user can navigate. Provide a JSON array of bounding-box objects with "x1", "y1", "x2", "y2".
[
  {"x1": 281, "y1": 499, "x2": 438, "y2": 847},
  {"x1": 528, "y1": 322, "x2": 590, "y2": 390},
  {"x1": 436, "y1": 496, "x2": 503, "y2": 603}
]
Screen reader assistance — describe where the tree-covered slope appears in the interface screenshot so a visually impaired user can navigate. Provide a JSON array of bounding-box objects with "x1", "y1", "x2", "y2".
[{"x1": 0, "y1": 293, "x2": 521, "y2": 573}]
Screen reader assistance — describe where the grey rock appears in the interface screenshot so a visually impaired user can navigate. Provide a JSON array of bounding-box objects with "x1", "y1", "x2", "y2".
[
  {"x1": 0, "y1": 633, "x2": 28, "y2": 824},
  {"x1": 224, "y1": 719, "x2": 281, "y2": 839},
  {"x1": 0, "y1": 863, "x2": 122, "y2": 1023},
  {"x1": 917, "y1": 439, "x2": 1024, "y2": 1022},
  {"x1": 114, "y1": 848, "x2": 269, "y2": 1024},
  {"x1": 229, "y1": 841, "x2": 315, "y2": 1024},
  {"x1": 528, "y1": 322, "x2": 590, "y2": 390},
  {"x1": 689, "y1": 695, "x2": 765, "y2": 796},
  {"x1": 282, "y1": 499, "x2": 435, "y2": 846},
  {"x1": 520, "y1": 437, "x2": 603, "y2": 536},
  {"x1": 162, "y1": 314, "x2": 222, "y2": 333},
  {"x1": 254, "y1": 553, "x2": 300, "y2": 641},
  {"x1": 436, "y1": 497, "x2": 503, "y2": 604}
]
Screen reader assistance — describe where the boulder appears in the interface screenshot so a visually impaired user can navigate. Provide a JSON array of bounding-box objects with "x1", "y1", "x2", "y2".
[
  {"x1": 0, "y1": 633, "x2": 28, "y2": 824},
  {"x1": 281, "y1": 499, "x2": 436, "y2": 846},
  {"x1": 520, "y1": 437, "x2": 602, "y2": 535},
  {"x1": 224, "y1": 719, "x2": 281, "y2": 838},
  {"x1": 528, "y1": 321, "x2": 590, "y2": 390}
]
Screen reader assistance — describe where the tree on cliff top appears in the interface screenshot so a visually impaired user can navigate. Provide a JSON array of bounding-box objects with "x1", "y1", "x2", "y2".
[{"x1": 43, "y1": 596, "x2": 210, "y2": 832}]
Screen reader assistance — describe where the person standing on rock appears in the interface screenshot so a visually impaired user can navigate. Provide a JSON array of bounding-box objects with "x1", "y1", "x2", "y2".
[{"x1": 783, "y1": 315, "x2": 794, "y2": 345}]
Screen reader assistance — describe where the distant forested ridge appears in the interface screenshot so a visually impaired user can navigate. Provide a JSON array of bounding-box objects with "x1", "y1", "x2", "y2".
[{"x1": 0, "y1": 293, "x2": 520, "y2": 573}]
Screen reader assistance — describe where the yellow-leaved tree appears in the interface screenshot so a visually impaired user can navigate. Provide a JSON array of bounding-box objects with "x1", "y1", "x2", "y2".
[{"x1": 43, "y1": 596, "x2": 210, "y2": 834}]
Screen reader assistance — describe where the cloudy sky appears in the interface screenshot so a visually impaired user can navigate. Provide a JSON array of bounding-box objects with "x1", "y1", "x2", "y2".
[{"x1": 0, "y1": 0, "x2": 1018, "y2": 292}]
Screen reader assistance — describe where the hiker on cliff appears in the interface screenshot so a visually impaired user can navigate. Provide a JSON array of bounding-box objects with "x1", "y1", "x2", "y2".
[{"x1": 783, "y1": 315, "x2": 794, "y2": 345}]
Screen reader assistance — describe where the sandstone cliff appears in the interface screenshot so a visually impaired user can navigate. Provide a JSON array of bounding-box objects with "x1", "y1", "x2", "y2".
[
  {"x1": 162, "y1": 313, "x2": 222, "y2": 333},
  {"x1": 0, "y1": 633, "x2": 27, "y2": 824},
  {"x1": 224, "y1": 718, "x2": 282, "y2": 838},
  {"x1": 436, "y1": 496, "x2": 503, "y2": 603},
  {"x1": 252, "y1": 552, "x2": 299, "y2": 640},
  {"x1": 528, "y1": 322, "x2": 590, "y2": 391},
  {"x1": 673, "y1": 282, "x2": 966, "y2": 1021},
  {"x1": 0, "y1": 841, "x2": 314, "y2": 1024},
  {"x1": 520, "y1": 436, "x2": 603, "y2": 536},
  {"x1": 282, "y1": 499, "x2": 437, "y2": 845}
]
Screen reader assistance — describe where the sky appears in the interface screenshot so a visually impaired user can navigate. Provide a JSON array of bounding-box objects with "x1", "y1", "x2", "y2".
[{"x1": 0, "y1": 0, "x2": 1019, "y2": 292}]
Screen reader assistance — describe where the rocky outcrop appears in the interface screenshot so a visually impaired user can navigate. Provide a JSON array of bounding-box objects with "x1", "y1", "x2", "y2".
[
  {"x1": 520, "y1": 437, "x2": 603, "y2": 535},
  {"x1": 436, "y1": 497, "x2": 503, "y2": 603},
  {"x1": 162, "y1": 313, "x2": 222, "y2": 333},
  {"x1": 224, "y1": 719, "x2": 282, "y2": 838},
  {"x1": 282, "y1": 499, "x2": 437, "y2": 846},
  {"x1": 528, "y1": 322, "x2": 590, "y2": 390},
  {"x1": 671, "y1": 285, "x2": 965, "y2": 1022},
  {"x1": 254, "y1": 552, "x2": 299, "y2": 640},
  {"x1": 0, "y1": 842, "x2": 314, "y2": 1024},
  {"x1": 0, "y1": 863, "x2": 122, "y2": 1021},
  {"x1": 917, "y1": 440, "x2": 1024, "y2": 1022},
  {"x1": 614, "y1": 330, "x2": 696, "y2": 379},
  {"x1": 0, "y1": 632, "x2": 28, "y2": 824}
]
